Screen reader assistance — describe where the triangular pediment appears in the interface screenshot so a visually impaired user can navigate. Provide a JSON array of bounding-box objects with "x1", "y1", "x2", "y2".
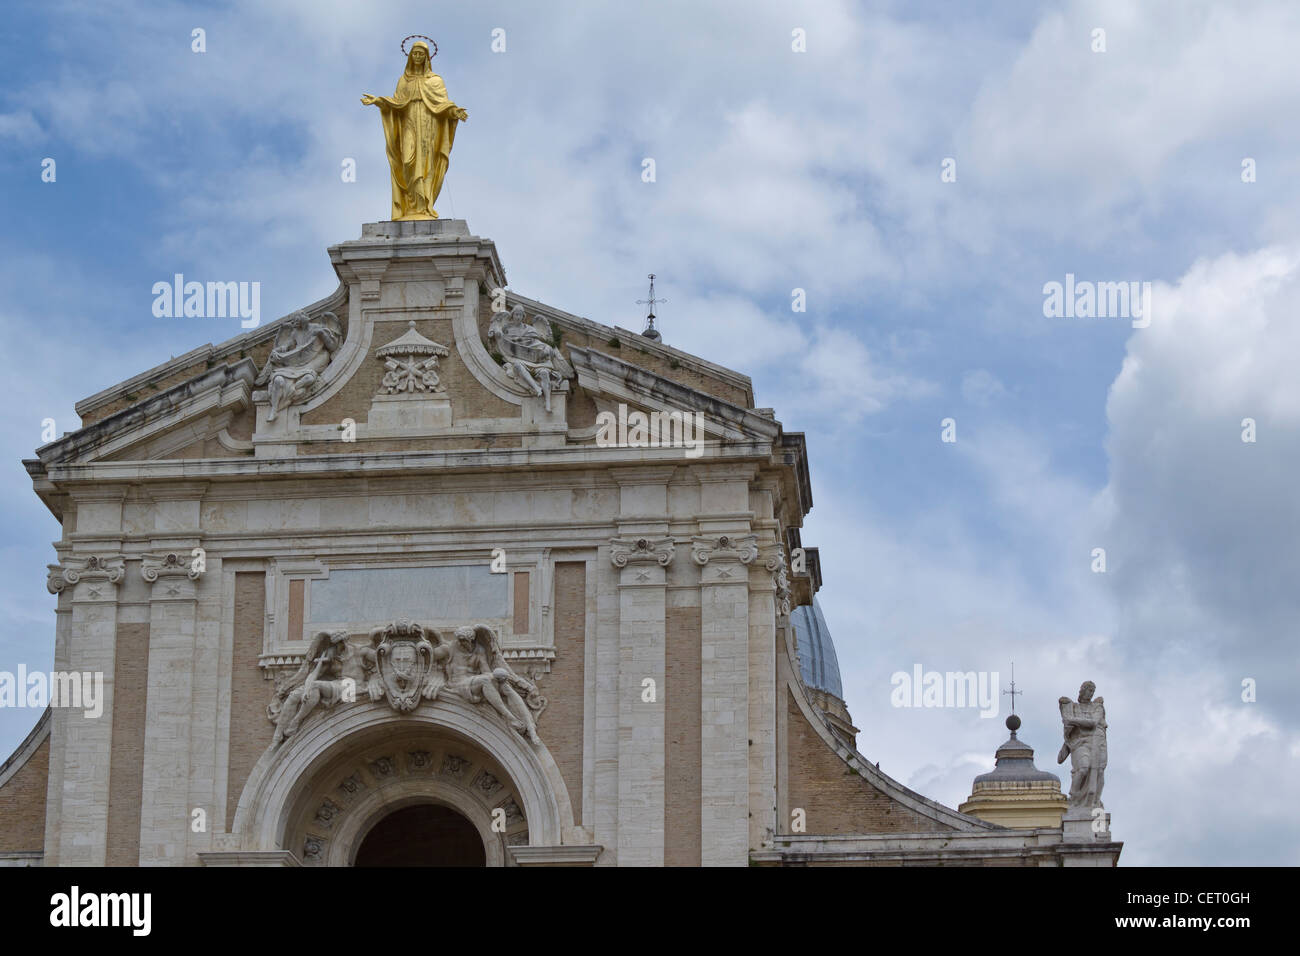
[{"x1": 27, "y1": 220, "x2": 798, "y2": 521}]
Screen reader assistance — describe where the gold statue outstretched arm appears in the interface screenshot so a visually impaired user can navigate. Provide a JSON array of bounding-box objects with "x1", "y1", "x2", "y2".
[{"x1": 361, "y1": 39, "x2": 466, "y2": 221}]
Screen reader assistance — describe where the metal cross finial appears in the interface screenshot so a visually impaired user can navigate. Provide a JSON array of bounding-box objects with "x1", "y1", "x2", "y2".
[
  {"x1": 636, "y1": 273, "x2": 668, "y2": 339},
  {"x1": 637, "y1": 274, "x2": 667, "y2": 319},
  {"x1": 1002, "y1": 662, "x2": 1021, "y2": 714}
]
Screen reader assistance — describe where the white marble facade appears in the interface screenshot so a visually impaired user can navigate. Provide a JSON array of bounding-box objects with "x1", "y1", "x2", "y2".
[{"x1": 27, "y1": 219, "x2": 807, "y2": 867}]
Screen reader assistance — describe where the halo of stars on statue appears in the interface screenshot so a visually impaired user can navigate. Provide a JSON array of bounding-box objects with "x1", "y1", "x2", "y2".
[{"x1": 400, "y1": 34, "x2": 437, "y2": 56}]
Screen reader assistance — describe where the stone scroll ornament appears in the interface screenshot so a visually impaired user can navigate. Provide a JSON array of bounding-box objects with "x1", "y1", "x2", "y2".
[
  {"x1": 267, "y1": 621, "x2": 546, "y2": 749},
  {"x1": 1057, "y1": 680, "x2": 1107, "y2": 809},
  {"x1": 487, "y1": 306, "x2": 575, "y2": 412},
  {"x1": 255, "y1": 310, "x2": 343, "y2": 422},
  {"x1": 46, "y1": 554, "x2": 125, "y2": 594},
  {"x1": 764, "y1": 547, "x2": 792, "y2": 617}
]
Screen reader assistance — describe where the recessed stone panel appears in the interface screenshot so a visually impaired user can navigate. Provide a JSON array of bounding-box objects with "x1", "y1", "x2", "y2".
[{"x1": 308, "y1": 565, "x2": 508, "y2": 624}]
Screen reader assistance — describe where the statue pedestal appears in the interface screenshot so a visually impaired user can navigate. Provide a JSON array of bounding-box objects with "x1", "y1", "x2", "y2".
[
  {"x1": 1062, "y1": 806, "x2": 1110, "y2": 842},
  {"x1": 361, "y1": 218, "x2": 471, "y2": 239}
]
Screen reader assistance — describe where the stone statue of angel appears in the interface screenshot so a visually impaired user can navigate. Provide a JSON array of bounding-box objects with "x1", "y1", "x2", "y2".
[
  {"x1": 268, "y1": 630, "x2": 376, "y2": 748},
  {"x1": 487, "y1": 305, "x2": 574, "y2": 412},
  {"x1": 1057, "y1": 680, "x2": 1107, "y2": 809},
  {"x1": 440, "y1": 624, "x2": 546, "y2": 745},
  {"x1": 255, "y1": 310, "x2": 343, "y2": 421}
]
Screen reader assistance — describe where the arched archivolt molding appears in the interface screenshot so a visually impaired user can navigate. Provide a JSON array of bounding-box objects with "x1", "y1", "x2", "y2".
[
  {"x1": 332, "y1": 781, "x2": 508, "y2": 867},
  {"x1": 295, "y1": 742, "x2": 522, "y2": 867},
  {"x1": 231, "y1": 696, "x2": 575, "y2": 859}
]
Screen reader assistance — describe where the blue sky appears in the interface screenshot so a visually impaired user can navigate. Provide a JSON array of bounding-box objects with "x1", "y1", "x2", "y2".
[{"x1": 3, "y1": 0, "x2": 1298, "y2": 865}]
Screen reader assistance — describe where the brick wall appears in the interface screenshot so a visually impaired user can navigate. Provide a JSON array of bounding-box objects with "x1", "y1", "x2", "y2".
[
  {"x1": 0, "y1": 736, "x2": 49, "y2": 852},
  {"x1": 785, "y1": 689, "x2": 954, "y2": 835},
  {"x1": 665, "y1": 604, "x2": 702, "y2": 866},
  {"x1": 534, "y1": 562, "x2": 586, "y2": 822},
  {"x1": 105, "y1": 621, "x2": 150, "y2": 865},
  {"x1": 227, "y1": 572, "x2": 272, "y2": 829}
]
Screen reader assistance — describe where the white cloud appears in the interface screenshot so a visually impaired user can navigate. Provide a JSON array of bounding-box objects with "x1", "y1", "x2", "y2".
[{"x1": 961, "y1": 368, "x2": 1008, "y2": 406}]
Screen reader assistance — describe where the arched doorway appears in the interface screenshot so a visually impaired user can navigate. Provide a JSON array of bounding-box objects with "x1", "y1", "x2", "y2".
[
  {"x1": 354, "y1": 803, "x2": 486, "y2": 867},
  {"x1": 230, "y1": 698, "x2": 576, "y2": 865}
]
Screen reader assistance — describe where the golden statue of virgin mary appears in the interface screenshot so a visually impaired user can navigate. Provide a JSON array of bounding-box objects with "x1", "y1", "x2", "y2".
[{"x1": 361, "y1": 38, "x2": 468, "y2": 221}]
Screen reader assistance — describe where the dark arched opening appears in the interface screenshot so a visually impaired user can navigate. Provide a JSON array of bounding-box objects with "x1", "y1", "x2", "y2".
[{"x1": 353, "y1": 803, "x2": 486, "y2": 867}]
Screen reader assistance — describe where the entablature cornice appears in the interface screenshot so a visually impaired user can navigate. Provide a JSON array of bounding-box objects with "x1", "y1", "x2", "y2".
[{"x1": 39, "y1": 440, "x2": 778, "y2": 487}]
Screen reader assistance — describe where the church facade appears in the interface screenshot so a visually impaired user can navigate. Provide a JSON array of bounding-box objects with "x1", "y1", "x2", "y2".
[{"x1": 0, "y1": 219, "x2": 1121, "y2": 866}]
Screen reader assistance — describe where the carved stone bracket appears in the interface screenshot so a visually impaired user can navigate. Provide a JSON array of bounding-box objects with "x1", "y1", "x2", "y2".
[
  {"x1": 691, "y1": 534, "x2": 758, "y2": 567},
  {"x1": 47, "y1": 554, "x2": 125, "y2": 594},
  {"x1": 609, "y1": 536, "x2": 676, "y2": 568},
  {"x1": 761, "y1": 546, "x2": 792, "y2": 617},
  {"x1": 141, "y1": 551, "x2": 204, "y2": 582}
]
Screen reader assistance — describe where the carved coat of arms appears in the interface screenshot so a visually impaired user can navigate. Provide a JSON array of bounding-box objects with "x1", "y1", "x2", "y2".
[{"x1": 370, "y1": 620, "x2": 437, "y2": 712}]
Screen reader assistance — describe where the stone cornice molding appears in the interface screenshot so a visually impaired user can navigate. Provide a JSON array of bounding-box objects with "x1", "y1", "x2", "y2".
[
  {"x1": 37, "y1": 440, "x2": 776, "y2": 488},
  {"x1": 74, "y1": 285, "x2": 349, "y2": 421},
  {"x1": 691, "y1": 534, "x2": 758, "y2": 567},
  {"x1": 695, "y1": 463, "x2": 760, "y2": 484},
  {"x1": 569, "y1": 347, "x2": 780, "y2": 444},
  {"x1": 141, "y1": 481, "x2": 210, "y2": 502},
  {"x1": 42, "y1": 364, "x2": 255, "y2": 468},
  {"x1": 609, "y1": 535, "x2": 675, "y2": 568},
  {"x1": 507, "y1": 291, "x2": 752, "y2": 398},
  {"x1": 47, "y1": 554, "x2": 125, "y2": 594},
  {"x1": 65, "y1": 483, "x2": 132, "y2": 502},
  {"x1": 609, "y1": 466, "x2": 679, "y2": 486}
]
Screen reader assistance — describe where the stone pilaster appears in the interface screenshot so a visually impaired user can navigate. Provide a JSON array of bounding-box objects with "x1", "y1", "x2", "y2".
[
  {"x1": 693, "y1": 464, "x2": 757, "y2": 866},
  {"x1": 137, "y1": 552, "x2": 204, "y2": 864},
  {"x1": 609, "y1": 466, "x2": 675, "y2": 866},
  {"x1": 137, "y1": 482, "x2": 208, "y2": 865},
  {"x1": 45, "y1": 552, "x2": 125, "y2": 866},
  {"x1": 748, "y1": 539, "x2": 785, "y2": 852},
  {"x1": 693, "y1": 532, "x2": 755, "y2": 865}
]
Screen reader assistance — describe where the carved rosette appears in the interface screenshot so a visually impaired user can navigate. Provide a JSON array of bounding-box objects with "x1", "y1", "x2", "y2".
[
  {"x1": 141, "y1": 551, "x2": 204, "y2": 582},
  {"x1": 47, "y1": 555, "x2": 125, "y2": 594},
  {"x1": 609, "y1": 536, "x2": 676, "y2": 568},
  {"x1": 690, "y1": 534, "x2": 758, "y2": 567}
]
